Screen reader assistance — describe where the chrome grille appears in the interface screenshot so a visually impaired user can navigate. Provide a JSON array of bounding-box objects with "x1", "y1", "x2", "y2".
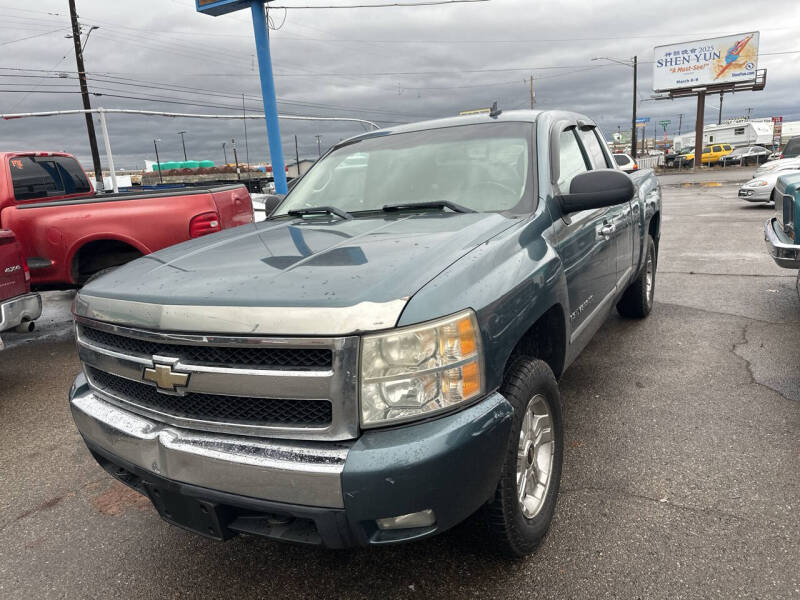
[
  {"x1": 80, "y1": 325, "x2": 332, "y2": 369},
  {"x1": 75, "y1": 318, "x2": 359, "y2": 441},
  {"x1": 87, "y1": 367, "x2": 332, "y2": 427}
]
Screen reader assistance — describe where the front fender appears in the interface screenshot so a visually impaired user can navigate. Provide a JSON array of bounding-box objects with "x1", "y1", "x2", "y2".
[{"x1": 398, "y1": 212, "x2": 568, "y2": 391}]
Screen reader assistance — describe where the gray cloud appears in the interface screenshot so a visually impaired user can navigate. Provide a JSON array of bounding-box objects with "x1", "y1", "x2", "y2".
[{"x1": 1, "y1": 0, "x2": 797, "y2": 169}]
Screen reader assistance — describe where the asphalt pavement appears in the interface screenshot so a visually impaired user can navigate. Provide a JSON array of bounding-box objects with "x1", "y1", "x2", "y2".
[{"x1": 0, "y1": 179, "x2": 797, "y2": 599}]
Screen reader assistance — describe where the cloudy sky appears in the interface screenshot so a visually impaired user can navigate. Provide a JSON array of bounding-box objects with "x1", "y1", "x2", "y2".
[{"x1": 1, "y1": 0, "x2": 798, "y2": 169}]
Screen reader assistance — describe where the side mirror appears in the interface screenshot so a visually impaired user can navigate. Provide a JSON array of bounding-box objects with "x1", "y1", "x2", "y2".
[
  {"x1": 262, "y1": 193, "x2": 285, "y2": 217},
  {"x1": 559, "y1": 169, "x2": 634, "y2": 214}
]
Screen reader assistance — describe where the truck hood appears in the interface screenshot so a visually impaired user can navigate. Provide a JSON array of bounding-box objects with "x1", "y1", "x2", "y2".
[{"x1": 78, "y1": 212, "x2": 518, "y2": 334}]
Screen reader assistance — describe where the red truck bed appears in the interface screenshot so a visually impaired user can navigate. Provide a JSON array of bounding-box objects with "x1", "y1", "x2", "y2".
[{"x1": 0, "y1": 152, "x2": 253, "y2": 288}]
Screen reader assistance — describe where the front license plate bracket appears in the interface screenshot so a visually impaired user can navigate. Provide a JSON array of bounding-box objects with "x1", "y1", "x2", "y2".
[{"x1": 143, "y1": 481, "x2": 233, "y2": 540}]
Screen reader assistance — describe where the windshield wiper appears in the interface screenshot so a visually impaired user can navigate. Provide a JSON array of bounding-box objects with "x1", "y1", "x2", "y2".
[
  {"x1": 287, "y1": 206, "x2": 353, "y2": 220},
  {"x1": 382, "y1": 201, "x2": 475, "y2": 214}
]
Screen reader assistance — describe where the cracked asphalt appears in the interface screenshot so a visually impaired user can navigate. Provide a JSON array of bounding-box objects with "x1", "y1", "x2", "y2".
[{"x1": 0, "y1": 181, "x2": 797, "y2": 599}]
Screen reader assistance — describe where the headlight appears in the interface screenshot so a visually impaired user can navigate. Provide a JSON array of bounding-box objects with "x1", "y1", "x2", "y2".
[
  {"x1": 360, "y1": 310, "x2": 483, "y2": 428},
  {"x1": 745, "y1": 179, "x2": 769, "y2": 187}
]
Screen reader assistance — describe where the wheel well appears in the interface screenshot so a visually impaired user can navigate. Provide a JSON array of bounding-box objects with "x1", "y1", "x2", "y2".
[
  {"x1": 507, "y1": 304, "x2": 566, "y2": 379},
  {"x1": 648, "y1": 212, "x2": 660, "y2": 241},
  {"x1": 71, "y1": 239, "x2": 142, "y2": 285}
]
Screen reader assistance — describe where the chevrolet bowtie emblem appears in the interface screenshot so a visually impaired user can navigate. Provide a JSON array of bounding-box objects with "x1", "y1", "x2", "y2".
[{"x1": 143, "y1": 362, "x2": 190, "y2": 392}]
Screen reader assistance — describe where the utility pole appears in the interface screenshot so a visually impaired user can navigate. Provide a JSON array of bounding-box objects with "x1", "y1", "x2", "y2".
[
  {"x1": 153, "y1": 138, "x2": 163, "y2": 184},
  {"x1": 242, "y1": 93, "x2": 250, "y2": 178},
  {"x1": 222, "y1": 142, "x2": 228, "y2": 165},
  {"x1": 631, "y1": 56, "x2": 638, "y2": 160},
  {"x1": 232, "y1": 138, "x2": 241, "y2": 181},
  {"x1": 294, "y1": 135, "x2": 300, "y2": 178},
  {"x1": 746, "y1": 107, "x2": 752, "y2": 119},
  {"x1": 68, "y1": 0, "x2": 104, "y2": 191},
  {"x1": 178, "y1": 130, "x2": 187, "y2": 161},
  {"x1": 653, "y1": 120, "x2": 656, "y2": 152},
  {"x1": 529, "y1": 75, "x2": 535, "y2": 110},
  {"x1": 718, "y1": 92, "x2": 724, "y2": 125},
  {"x1": 678, "y1": 113, "x2": 683, "y2": 135},
  {"x1": 641, "y1": 122, "x2": 646, "y2": 155},
  {"x1": 315, "y1": 135, "x2": 323, "y2": 158}
]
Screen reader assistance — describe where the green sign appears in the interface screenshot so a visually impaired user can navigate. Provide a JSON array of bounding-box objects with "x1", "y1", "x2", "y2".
[{"x1": 659, "y1": 120, "x2": 671, "y2": 128}]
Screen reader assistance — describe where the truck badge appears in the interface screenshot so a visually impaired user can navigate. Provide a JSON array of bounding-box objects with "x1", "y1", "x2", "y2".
[{"x1": 143, "y1": 360, "x2": 190, "y2": 392}]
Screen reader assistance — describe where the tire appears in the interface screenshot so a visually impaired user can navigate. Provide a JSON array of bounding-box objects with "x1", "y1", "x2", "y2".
[
  {"x1": 483, "y1": 357, "x2": 564, "y2": 557},
  {"x1": 617, "y1": 234, "x2": 657, "y2": 318}
]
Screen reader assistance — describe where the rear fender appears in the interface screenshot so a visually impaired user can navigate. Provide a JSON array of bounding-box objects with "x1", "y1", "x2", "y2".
[
  {"x1": 211, "y1": 186, "x2": 254, "y2": 229},
  {"x1": 66, "y1": 233, "x2": 150, "y2": 284}
]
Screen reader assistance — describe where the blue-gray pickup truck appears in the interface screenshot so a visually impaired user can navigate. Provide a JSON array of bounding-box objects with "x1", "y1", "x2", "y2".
[
  {"x1": 69, "y1": 110, "x2": 661, "y2": 556},
  {"x1": 764, "y1": 172, "x2": 800, "y2": 298}
]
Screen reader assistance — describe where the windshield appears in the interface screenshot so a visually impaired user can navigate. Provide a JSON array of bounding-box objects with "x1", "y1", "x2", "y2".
[
  {"x1": 783, "y1": 138, "x2": 800, "y2": 158},
  {"x1": 729, "y1": 148, "x2": 747, "y2": 156},
  {"x1": 275, "y1": 122, "x2": 533, "y2": 215}
]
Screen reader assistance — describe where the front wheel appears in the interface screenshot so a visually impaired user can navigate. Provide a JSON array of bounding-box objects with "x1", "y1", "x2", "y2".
[
  {"x1": 617, "y1": 234, "x2": 657, "y2": 318},
  {"x1": 483, "y1": 357, "x2": 564, "y2": 557}
]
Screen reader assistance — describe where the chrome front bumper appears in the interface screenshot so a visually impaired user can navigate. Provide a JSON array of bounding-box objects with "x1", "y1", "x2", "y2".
[
  {"x1": 70, "y1": 374, "x2": 350, "y2": 508},
  {"x1": 764, "y1": 217, "x2": 800, "y2": 269},
  {"x1": 0, "y1": 292, "x2": 41, "y2": 331}
]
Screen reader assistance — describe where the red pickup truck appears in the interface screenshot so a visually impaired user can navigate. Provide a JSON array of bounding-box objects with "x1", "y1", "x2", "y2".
[
  {"x1": 0, "y1": 229, "x2": 41, "y2": 349},
  {"x1": 0, "y1": 152, "x2": 254, "y2": 288}
]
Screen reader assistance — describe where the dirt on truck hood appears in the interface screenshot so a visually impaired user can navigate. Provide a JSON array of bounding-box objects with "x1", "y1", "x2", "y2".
[{"x1": 78, "y1": 211, "x2": 519, "y2": 332}]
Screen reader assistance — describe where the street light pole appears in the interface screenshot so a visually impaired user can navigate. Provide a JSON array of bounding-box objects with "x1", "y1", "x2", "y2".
[
  {"x1": 222, "y1": 142, "x2": 228, "y2": 165},
  {"x1": 178, "y1": 131, "x2": 188, "y2": 161},
  {"x1": 153, "y1": 138, "x2": 163, "y2": 184},
  {"x1": 592, "y1": 55, "x2": 637, "y2": 159}
]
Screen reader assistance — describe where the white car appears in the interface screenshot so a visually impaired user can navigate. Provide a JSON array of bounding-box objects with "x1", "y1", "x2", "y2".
[
  {"x1": 612, "y1": 153, "x2": 638, "y2": 172},
  {"x1": 738, "y1": 167, "x2": 800, "y2": 203},
  {"x1": 753, "y1": 157, "x2": 800, "y2": 179}
]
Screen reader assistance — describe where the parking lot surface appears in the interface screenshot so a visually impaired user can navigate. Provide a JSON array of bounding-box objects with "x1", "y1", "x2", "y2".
[{"x1": 0, "y1": 180, "x2": 797, "y2": 599}]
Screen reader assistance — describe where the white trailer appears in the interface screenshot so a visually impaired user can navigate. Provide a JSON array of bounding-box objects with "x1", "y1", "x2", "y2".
[{"x1": 673, "y1": 120, "x2": 774, "y2": 150}]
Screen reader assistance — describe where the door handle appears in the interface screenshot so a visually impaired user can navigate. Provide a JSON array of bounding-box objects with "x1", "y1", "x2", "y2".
[{"x1": 599, "y1": 224, "x2": 616, "y2": 238}]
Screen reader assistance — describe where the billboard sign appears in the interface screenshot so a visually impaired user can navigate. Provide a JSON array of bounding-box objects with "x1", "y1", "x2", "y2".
[
  {"x1": 197, "y1": 0, "x2": 275, "y2": 17},
  {"x1": 653, "y1": 32, "x2": 759, "y2": 92}
]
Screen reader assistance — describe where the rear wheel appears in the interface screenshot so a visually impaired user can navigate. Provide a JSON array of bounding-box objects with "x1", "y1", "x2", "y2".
[
  {"x1": 483, "y1": 357, "x2": 563, "y2": 557},
  {"x1": 617, "y1": 235, "x2": 656, "y2": 318}
]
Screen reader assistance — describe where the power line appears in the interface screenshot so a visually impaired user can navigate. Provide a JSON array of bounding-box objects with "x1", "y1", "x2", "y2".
[{"x1": 0, "y1": 28, "x2": 68, "y2": 46}]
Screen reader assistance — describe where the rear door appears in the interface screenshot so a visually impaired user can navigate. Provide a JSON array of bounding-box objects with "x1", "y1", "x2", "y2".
[
  {"x1": 578, "y1": 127, "x2": 634, "y2": 288},
  {"x1": 0, "y1": 230, "x2": 27, "y2": 301},
  {"x1": 550, "y1": 124, "x2": 619, "y2": 343}
]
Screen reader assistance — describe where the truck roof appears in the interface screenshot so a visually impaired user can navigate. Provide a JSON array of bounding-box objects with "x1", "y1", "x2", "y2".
[
  {"x1": 339, "y1": 109, "x2": 596, "y2": 147},
  {"x1": 0, "y1": 151, "x2": 77, "y2": 161}
]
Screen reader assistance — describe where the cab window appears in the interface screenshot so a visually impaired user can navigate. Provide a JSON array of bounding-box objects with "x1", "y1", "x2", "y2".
[
  {"x1": 712, "y1": 145, "x2": 722, "y2": 153},
  {"x1": 557, "y1": 129, "x2": 589, "y2": 192},
  {"x1": 9, "y1": 155, "x2": 91, "y2": 201},
  {"x1": 722, "y1": 145, "x2": 732, "y2": 151},
  {"x1": 702, "y1": 147, "x2": 711, "y2": 154},
  {"x1": 578, "y1": 128, "x2": 611, "y2": 169}
]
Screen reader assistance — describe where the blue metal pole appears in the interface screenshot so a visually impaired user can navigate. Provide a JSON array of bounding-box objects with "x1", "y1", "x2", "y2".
[{"x1": 250, "y1": 1, "x2": 288, "y2": 194}]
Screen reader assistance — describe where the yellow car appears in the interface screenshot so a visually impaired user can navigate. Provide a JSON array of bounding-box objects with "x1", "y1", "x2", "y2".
[{"x1": 678, "y1": 144, "x2": 734, "y2": 166}]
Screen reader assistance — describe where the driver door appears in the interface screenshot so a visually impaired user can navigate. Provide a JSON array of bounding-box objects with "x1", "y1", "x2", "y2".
[{"x1": 549, "y1": 125, "x2": 618, "y2": 345}]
